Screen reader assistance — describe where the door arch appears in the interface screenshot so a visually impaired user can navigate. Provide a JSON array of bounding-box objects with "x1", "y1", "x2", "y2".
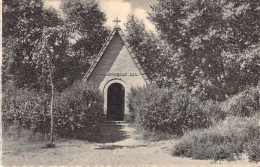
[{"x1": 107, "y1": 83, "x2": 125, "y2": 121}]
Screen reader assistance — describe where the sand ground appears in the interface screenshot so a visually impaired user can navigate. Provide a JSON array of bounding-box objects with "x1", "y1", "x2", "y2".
[{"x1": 2, "y1": 125, "x2": 259, "y2": 167}]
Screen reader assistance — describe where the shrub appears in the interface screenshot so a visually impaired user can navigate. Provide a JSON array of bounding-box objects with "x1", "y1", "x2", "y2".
[
  {"x1": 127, "y1": 85, "x2": 167, "y2": 122},
  {"x1": 54, "y1": 81, "x2": 105, "y2": 139},
  {"x1": 201, "y1": 100, "x2": 226, "y2": 126},
  {"x1": 128, "y1": 85, "x2": 209, "y2": 135},
  {"x1": 224, "y1": 85, "x2": 260, "y2": 117},
  {"x1": 244, "y1": 116, "x2": 260, "y2": 162},
  {"x1": 3, "y1": 125, "x2": 49, "y2": 142},
  {"x1": 245, "y1": 137, "x2": 260, "y2": 162},
  {"x1": 2, "y1": 81, "x2": 105, "y2": 140},
  {"x1": 172, "y1": 116, "x2": 259, "y2": 161},
  {"x1": 2, "y1": 82, "x2": 50, "y2": 134}
]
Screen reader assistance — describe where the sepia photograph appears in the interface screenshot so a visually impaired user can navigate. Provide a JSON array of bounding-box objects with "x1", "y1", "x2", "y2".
[{"x1": 1, "y1": 0, "x2": 260, "y2": 166}]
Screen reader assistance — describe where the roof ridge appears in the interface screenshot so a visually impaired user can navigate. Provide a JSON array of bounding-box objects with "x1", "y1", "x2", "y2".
[{"x1": 83, "y1": 27, "x2": 150, "y2": 84}]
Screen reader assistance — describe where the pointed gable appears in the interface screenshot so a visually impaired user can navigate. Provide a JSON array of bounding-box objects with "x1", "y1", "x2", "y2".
[{"x1": 84, "y1": 27, "x2": 150, "y2": 89}]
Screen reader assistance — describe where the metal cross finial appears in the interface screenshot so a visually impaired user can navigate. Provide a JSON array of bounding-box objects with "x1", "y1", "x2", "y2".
[{"x1": 113, "y1": 17, "x2": 121, "y2": 27}]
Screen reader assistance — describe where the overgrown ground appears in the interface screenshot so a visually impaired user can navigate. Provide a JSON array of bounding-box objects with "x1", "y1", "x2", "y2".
[{"x1": 2, "y1": 125, "x2": 259, "y2": 167}]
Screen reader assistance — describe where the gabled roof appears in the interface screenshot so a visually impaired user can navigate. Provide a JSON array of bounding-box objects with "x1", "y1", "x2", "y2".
[{"x1": 83, "y1": 27, "x2": 150, "y2": 84}]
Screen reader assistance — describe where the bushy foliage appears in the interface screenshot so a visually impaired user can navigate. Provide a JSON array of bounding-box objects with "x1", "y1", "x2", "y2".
[
  {"x1": 54, "y1": 82, "x2": 105, "y2": 138},
  {"x1": 244, "y1": 125, "x2": 260, "y2": 162},
  {"x1": 201, "y1": 100, "x2": 226, "y2": 126},
  {"x1": 3, "y1": 125, "x2": 50, "y2": 142},
  {"x1": 172, "y1": 116, "x2": 259, "y2": 161},
  {"x1": 2, "y1": 81, "x2": 105, "y2": 140},
  {"x1": 2, "y1": 82, "x2": 50, "y2": 133},
  {"x1": 128, "y1": 85, "x2": 209, "y2": 135},
  {"x1": 3, "y1": 0, "x2": 108, "y2": 92},
  {"x1": 224, "y1": 85, "x2": 260, "y2": 117},
  {"x1": 125, "y1": 15, "x2": 175, "y2": 87},
  {"x1": 149, "y1": 0, "x2": 260, "y2": 100}
]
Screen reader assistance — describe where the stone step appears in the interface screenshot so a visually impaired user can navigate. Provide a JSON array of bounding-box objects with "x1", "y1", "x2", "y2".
[
  {"x1": 109, "y1": 121, "x2": 127, "y2": 124},
  {"x1": 100, "y1": 121, "x2": 128, "y2": 126},
  {"x1": 88, "y1": 122, "x2": 129, "y2": 143},
  {"x1": 99, "y1": 123, "x2": 128, "y2": 133}
]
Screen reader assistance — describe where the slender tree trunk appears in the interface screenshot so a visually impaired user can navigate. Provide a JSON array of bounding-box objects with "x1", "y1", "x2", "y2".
[
  {"x1": 256, "y1": 89, "x2": 260, "y2": 111},
  {"x1": 214, "y1": 75, "x2": 225, "y2": 101},
  {"x1": 48, "y1": 60, "x2": 54, "y2": 144}
]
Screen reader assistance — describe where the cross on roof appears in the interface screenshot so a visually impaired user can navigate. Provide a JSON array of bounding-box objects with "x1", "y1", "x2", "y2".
[{"x1": 113, "y1": 17, "x2": 121, "y2": 27}]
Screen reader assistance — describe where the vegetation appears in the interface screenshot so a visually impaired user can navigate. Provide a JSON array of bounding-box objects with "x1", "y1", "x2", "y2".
[
  {"x1": 125, "y1": 0, "x2": 260, "y2": 100},
  {"x1": 2, "y1": 0, "x2": 108, "y2": 142},
  {"x1": 124, "y1": 1, "x2": 260, "y2": 161},
  {"x1": 171, "y1": 86, "x2": 260, "y2": 162},
  {"x1": 128, "y1": 85, "x2": 209, "y2": 135},
  {"x1": 172, "y1": 116, "x2": 259, "y2": 161},
  {"x1": 2, "y1": 81, "x2": 104, "y2": 140},
  {"x1": 60, "y1": 0, "x2": 109, "y2": 83},
  {"x1": 128, "y1": 84, "x2": 259, "y2": 162},
  {"x1": 3, "y1": 0, "x2": 108, "y2": 92},
  {"x1": 125, "y1": 15, "x2": 175, "y2": 87},
  {"x1": 151, "y1": 0, "x2": 260, "y2": 100},
  {"x1": 224, "y1": 85, "x2": 260, "y2": 117},
  {"x1": 54, "y1": 82, "x2": 105, "y2": 139},
  {"x1": 2, "y1": 0, "x2": 259, "y2": 162},
  {"x1": 2, "y1": 81, "x2": 50, "y2": 134}
]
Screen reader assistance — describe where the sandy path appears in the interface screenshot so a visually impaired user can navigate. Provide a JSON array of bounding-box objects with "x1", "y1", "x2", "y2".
[{"x1": 2, "y1": 125, "x2": 259, "y2": 167}]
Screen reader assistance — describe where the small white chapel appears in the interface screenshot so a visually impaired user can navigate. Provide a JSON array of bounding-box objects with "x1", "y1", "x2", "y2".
[{"x1": 84, "y1": 20, "x2": 150, "y2": 121}]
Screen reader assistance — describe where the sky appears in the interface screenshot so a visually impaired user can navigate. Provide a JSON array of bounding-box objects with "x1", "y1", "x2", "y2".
[{"x1": 43, "y1": 0, "x2": 157, "y2": 32}]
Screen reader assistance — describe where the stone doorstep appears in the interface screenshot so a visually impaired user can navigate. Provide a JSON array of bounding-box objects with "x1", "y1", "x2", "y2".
[{"x1": 100, "y1": 121, "x2": 129, "y2": 126}]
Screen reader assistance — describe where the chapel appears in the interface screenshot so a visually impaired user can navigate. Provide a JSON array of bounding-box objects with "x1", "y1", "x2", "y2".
[{"x1": 84, "y1": 23, "x2": 150, "y2": 121}]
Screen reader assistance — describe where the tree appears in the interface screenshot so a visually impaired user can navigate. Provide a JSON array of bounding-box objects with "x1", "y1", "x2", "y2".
[
  {"x1": 125, "y1": 15, "x2": 176, "y2": 87},
  {"x1": 3, "y1": 0, "x2": 110, "y2": 92},
  {"x1": 149, "y1": 0, "x2": 202, "y2": 94},
  {"x1": 222, "y1": 0, "x2": 260, "y2": 95},
  {"x1": 3, "y1": 0, "x2": 110, "y2": 143},
  {"x1": 149, "y1": 0, "x2": 260, "y2": 100},
  {"x1": 3, "y1": 0, "x2": 45, "y2": 89},
  {"x1": 60, "y1": 0, "x2": 109, "y2": 78},
  {"x1": 33, "y1": 25, "x2": 71, "y2": 146},
  {"x1": 2, "y1": 0, "x2": 64, "y2": 90}
]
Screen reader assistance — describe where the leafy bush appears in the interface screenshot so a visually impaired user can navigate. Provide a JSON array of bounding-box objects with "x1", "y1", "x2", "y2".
[
  {"x1": 245, "y1": 138, "x2": 260, "y2": 162},
  {"x1": 3, "y1": 125, "x2": 50, "y2": 142},
  {"x1": 54, "y1": 81, "x2": 105, "y2": 139},
  {"x1": 128, "y1": 85, "x2": 209, "y2": 135},
  {"x1": 244, "y1": 117, "x2": 260, "y2": 162},
  {"x1": 127, "y1": 85, "x2": 167, "y2": 122},
  {"x1": 224, "y1": 85, "x2": 260, "y2": 117},
  {"x1": 172, "y1": 116, "x2": 258, "y2": 161},
  {"x1": 2, "y1": 82, "x2": 50, "y2": 134},
  {"x1": 2, "y1": 81, "x2": 105, "y2": 140},
  {"x1": 201, "y1": 100, "x2": 226, "y2": 126}
]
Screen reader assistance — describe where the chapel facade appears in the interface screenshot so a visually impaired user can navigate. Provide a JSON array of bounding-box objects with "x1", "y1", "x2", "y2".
[{"x1": 84, "y1": 26, "x2": 150, "y2": 121}]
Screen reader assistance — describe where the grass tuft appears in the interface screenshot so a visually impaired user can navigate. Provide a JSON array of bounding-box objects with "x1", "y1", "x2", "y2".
[
  {"x1": 45, "y1": 143, "x2": 56, "y2": 148},
  {"x1": 172, "y1": 116, "x2": 258, "y2": 161}
]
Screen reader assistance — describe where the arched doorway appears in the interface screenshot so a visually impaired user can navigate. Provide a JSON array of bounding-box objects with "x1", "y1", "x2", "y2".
[{"x1": 107, "y1": 83, "x2": 125, "y2": 121}]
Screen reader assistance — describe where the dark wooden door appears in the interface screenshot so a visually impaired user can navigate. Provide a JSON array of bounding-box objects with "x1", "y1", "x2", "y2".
[{"x1": 107, "y1": 83, "x2": 125, "y2": 121}]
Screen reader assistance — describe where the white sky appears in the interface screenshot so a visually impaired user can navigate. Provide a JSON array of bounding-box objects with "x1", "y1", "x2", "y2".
[{"x1": 43, "y1": 0, "x2": 156, "y2": 32}]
